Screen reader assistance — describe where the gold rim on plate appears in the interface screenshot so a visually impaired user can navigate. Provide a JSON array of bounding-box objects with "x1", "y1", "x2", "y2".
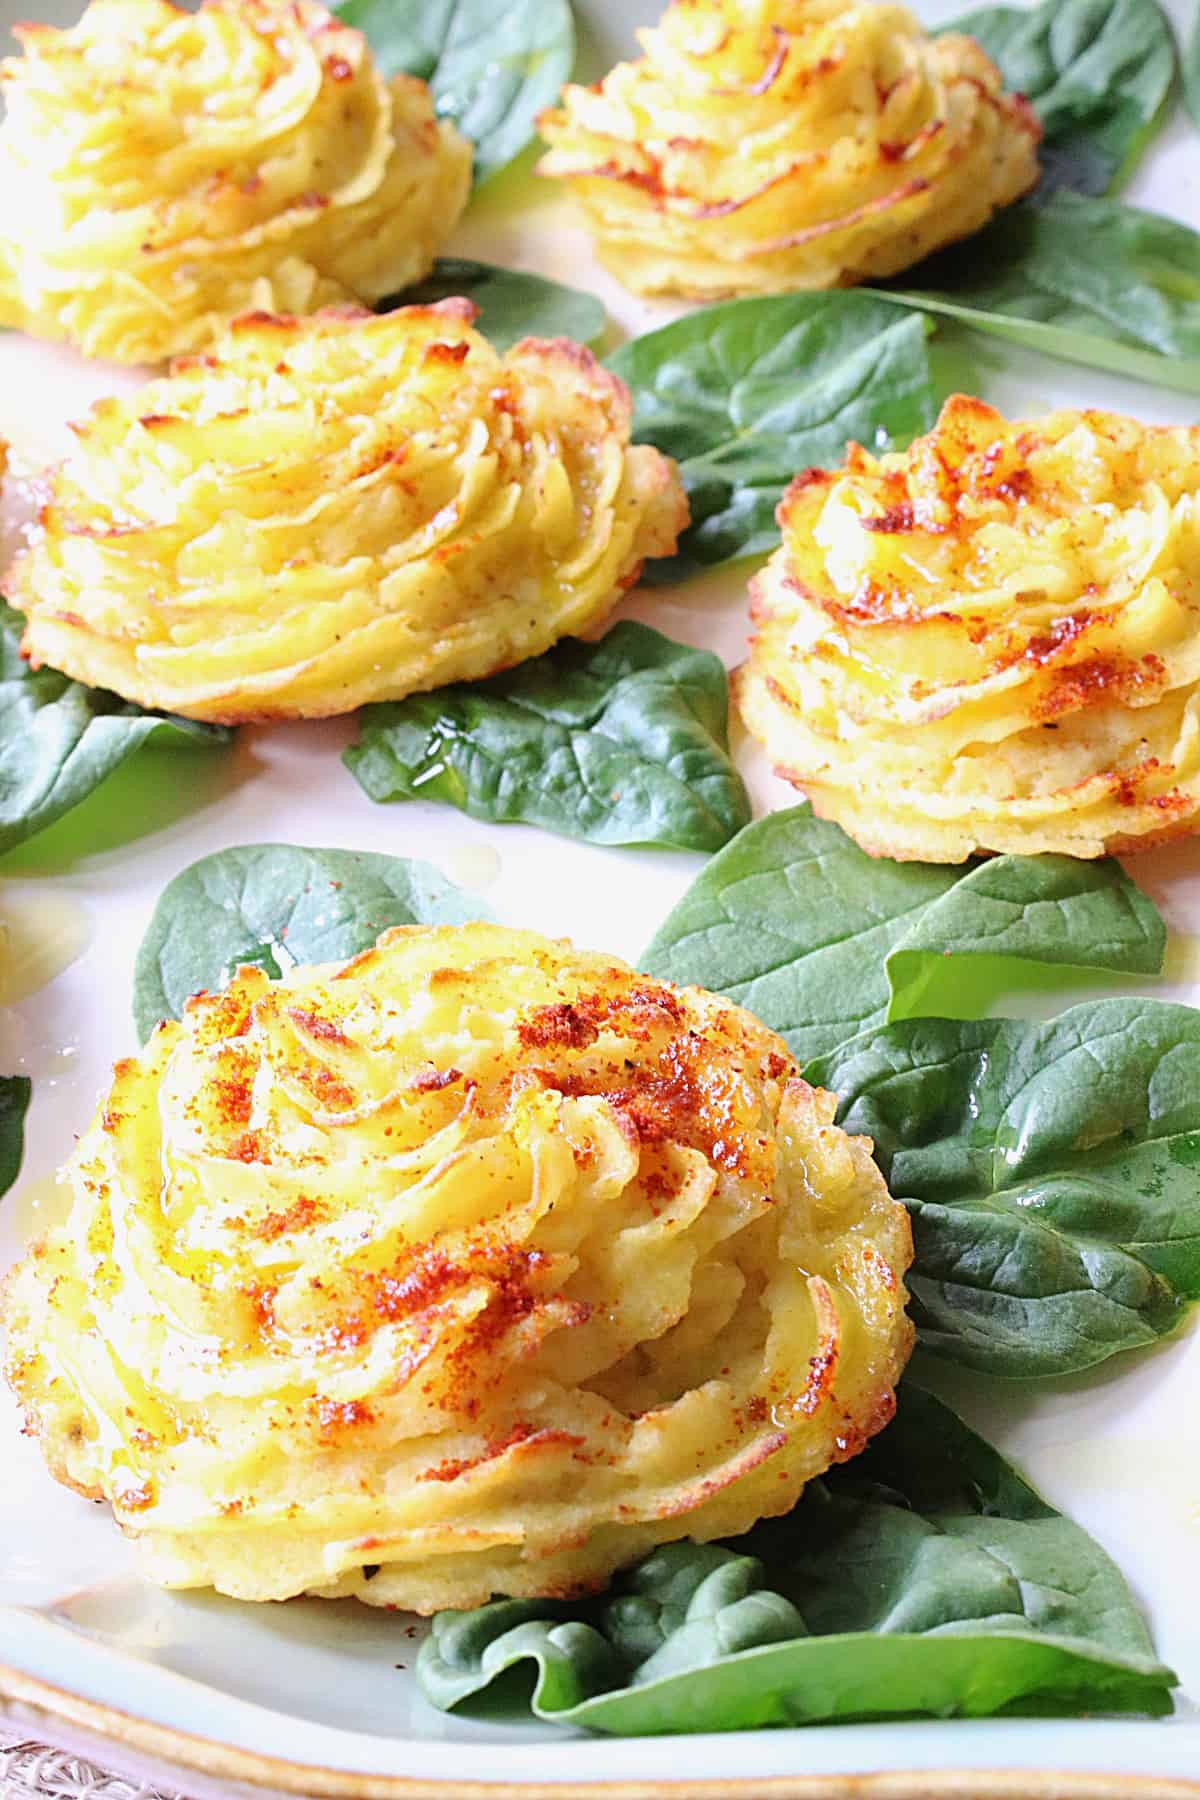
[{"x1": 4, "y1": 1662, "x2": 1199, "y2": 1800}]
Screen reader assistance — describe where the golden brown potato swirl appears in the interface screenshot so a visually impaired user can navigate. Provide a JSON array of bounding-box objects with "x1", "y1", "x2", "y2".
[
  {"x1": 3, "y1": 923, "x2": 913, "y2": 1613},
  {"x1": 7, "y1": 302, "x2": 687, "y2": 721},
  {"x1": 537, "y1": 0, "x2": 1040, "y2": 297},
  {"x1": 0, "y1": 0, "x2": 471, "y2": 363},
  {"x1": 736, "y1": 395, "x2": 1200, "y2": 860}
]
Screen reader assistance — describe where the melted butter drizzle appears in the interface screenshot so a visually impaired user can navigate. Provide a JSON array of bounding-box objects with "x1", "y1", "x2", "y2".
[
  {"x1": 0, "y1": 890, "x2": 91, "y2": 1004},
  {"x1": 440, "y1": 842, "x2": 502, "y2": 894}
]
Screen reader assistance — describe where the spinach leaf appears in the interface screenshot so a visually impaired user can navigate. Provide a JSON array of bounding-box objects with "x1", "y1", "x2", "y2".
[
  {"x1": 877, "y1": 191, "x2": 1200, "y2": 394},
  {"x1": 942, "y1": 0, "x2": 1176, "y2": 196},
  {"x1": 133, "y1": 844, "x2": 489, "y2": 1041},
  {"x1": 607, "y1": 294, "x2": 937, "y2": 581},
  {"x1": 884, "y1": 852, "x2": 1164, "y2": 1022},
  {"x1": 419, "y1": 1386, "x2": 1175, "y2": 1731},
  {"x1": 1185, "y1": 8, "x2": 1200, "y2": 131},
  {"x1": 640, "y1": 806, "x2": 1164, "y2": 1064},
  {"x1": 345, "y1": 623, "x2": 751, "y2": 852},
  {"x1": 0, "y1": 1075, "x2": 31, "y2": 1199},
  {"x1": 0, "y1": 602, "x2": 230, "y2": 861},
  {"x1": 335, "y1": 0, "x2": 574, "y2": 185},
  {"x1": 380, "y1": 259, "x2": 605, "y2": 352},
  {"x1": 809, "y1": 999, "x2": 1200, "y2": 1376}
]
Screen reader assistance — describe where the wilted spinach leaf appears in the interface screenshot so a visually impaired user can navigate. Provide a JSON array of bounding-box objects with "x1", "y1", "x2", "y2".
[
  {"x1": 878, "y1": 190, "x2": 1200, "y2": 393},
  {"x1": 419, "y1": 1386, "x2": 1175, "y2": 1731},
  {"x1": 809, "y1": 1000, "x2": 1200, "y2": 1376},
  {"x1": 607, "y1": 294, "x2": 937, "y2": 580},
  {"x1": 0, "y1": 602, "x2": 230, "y2": 861},
  {"x1": 943, "y1": 0, "x2": 1176, "y2": 196},
  {"x1": 0, "y1": 1075, "x2": 31, "y2": 1199},
  {"x1": 346, "y1": 623, "x2": 751, "y2": 852},
  {"x1": 640, "y1": 806, "x2": 1164, "y2": 1064},
  {"x1": 133, "y1": 844, "x2": 489, "y2": 1040},
  {"x1": 381, "y1": 259, "x2": 605, "y2": 351},
  {"x1": 336, "y1": 0, "x2": 575, "y2": 184}
]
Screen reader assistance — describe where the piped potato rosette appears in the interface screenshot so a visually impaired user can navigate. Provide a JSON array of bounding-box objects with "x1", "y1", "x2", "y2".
[
  {"x1": 0, "y1": 0, "x2": 472, "y2": 364},
  {"x1": 736, "y1": 396, "x2": 1200, "y2": 861},
  {"x1": 6, "y1": 303, "x2": 687, "y2": 722},
  {"x1": 536, "y1": 0, "x2": 1040, "y2": 298},
  {"x1": 3, "y1": 923, "x2": 913, "y2": 1614}
]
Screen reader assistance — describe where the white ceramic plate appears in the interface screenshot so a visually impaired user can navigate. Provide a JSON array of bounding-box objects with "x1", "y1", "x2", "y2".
[{"x1": 1, "y1": 0, "x2": 1199, "y2": 1793}]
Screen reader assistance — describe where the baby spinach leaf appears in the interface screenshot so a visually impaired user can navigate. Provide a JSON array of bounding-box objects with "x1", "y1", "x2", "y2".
[
  {"x1": 607, "y1": 294, "x2": 937, "y2": 581},
  {"x1": 1185, "y1": 9, "x2": 1200, "y2": 130},
  {"x1": 643, "y1": 808, "x2": 956, "y2": 1059},
  {"x1": 380, "y1": 259, "x2": 605, "y2": 352},
  {"x1": 809, "y1": 999, "x2": 1200, "y2": 1376},
  {"x1": 133, "y1": 844, "x2": 489, "y2": 1041},
  {"x1": 345, "y1": 623, "x2": 751, "y2": 852},
  {"x1": 0, "y1": 602, "x2": 230, "y2": 861},
  {"x1": 877, "y1": 191, "x2": 1200, "y2": 394},
  {"x1": 884, "y1": 852, "x2": 1164, "y2": 1022},
  {"x1": 0, "y1": 1075, "x2": 31, "y2": 1199},
  {"x1": 336, "y1": 0, "x2": 574, "y2": 185},
  {"x1": 640, "y1": 806, "x2": 1164, "y2": 1064},
  {"x1": 942, "y1": 0, "x2": 1176, "y2": 196},
  {"x1": 419, "y1": 1386, "x2": 1175, "y2": 1731}
]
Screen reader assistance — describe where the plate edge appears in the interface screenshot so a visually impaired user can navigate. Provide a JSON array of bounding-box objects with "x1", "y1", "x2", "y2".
[{"x1": 3, "y1": 1662, "x2": 1200, "y2": 1800}]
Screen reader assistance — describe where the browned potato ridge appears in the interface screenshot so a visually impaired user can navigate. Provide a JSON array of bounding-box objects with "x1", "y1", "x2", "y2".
[
  {"x1": 0, "y1": 0, "x2": 471, "y2": 362},
  {"x1": 537, "y1": 0, "x2": 1040, "y2": 297},
  {"x1": 737, "y1": 395, "x2": 1200, "y2": 860},
  {"x1": 4, "y1": 924, "x2": 913, "y2": 1614},
  {"x1": 8, "y1": 303, "x2": 687, "y2": 721}
]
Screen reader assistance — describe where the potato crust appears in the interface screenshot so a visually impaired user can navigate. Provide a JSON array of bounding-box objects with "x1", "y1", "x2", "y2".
[
  {"x1": 537, "y1": 0, "x2": 1040, "y2": 298},
  {"x1": 736, "y1": 395, "x2": 1200, "y2": 861},
  {"x1": 3, "y1": 923, "x2": 912, "y2": 1614},
  {"x1": 0, "y1": 0, "x2": 472, "y2": 363},
  {"x1": 6, "y1": 302, "x2": 687, "y2": 721}
]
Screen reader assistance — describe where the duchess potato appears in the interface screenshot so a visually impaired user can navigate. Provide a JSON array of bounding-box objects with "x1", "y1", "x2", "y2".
[
  {"x1": 3, "y1": 923, "x2": 913, "y2": 1614},
  {"x1": 6, "y1": 302, "x2": 686, "y2": 721},
  {"x1": 736, "y1": 395, "x2": 1200, "y2": 861},
  {"x1": 537, "y1": 0, "x2": 1040, "y2": 298},
  {"x1": 0, "y1": 0, "x2": 471, "y2": 363}
]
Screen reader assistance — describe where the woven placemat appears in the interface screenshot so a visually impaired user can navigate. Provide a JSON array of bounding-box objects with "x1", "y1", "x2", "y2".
[{"x1": 0, "y1": 1741, "x2": 187, "y2": 1800}]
